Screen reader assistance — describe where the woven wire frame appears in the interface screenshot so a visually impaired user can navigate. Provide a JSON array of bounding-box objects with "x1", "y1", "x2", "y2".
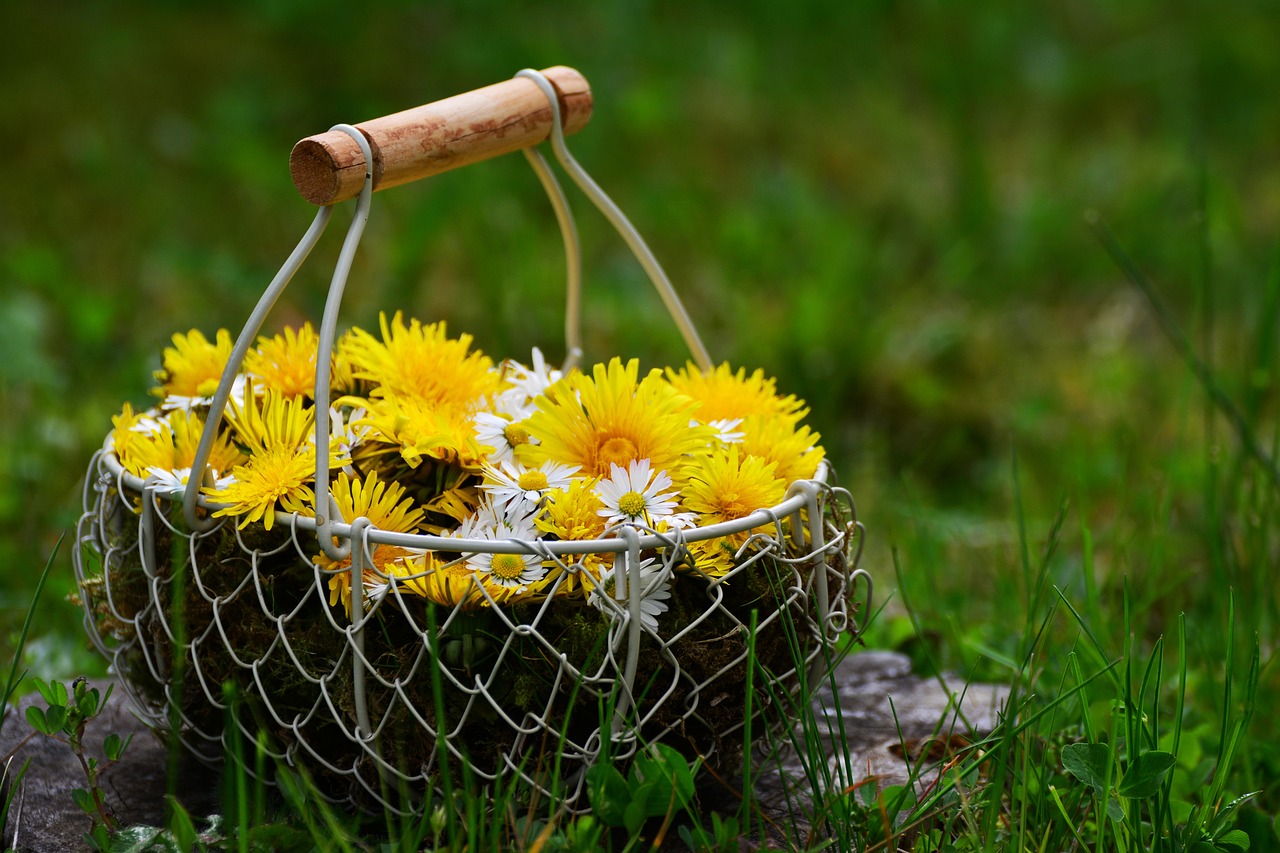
[{"x1": 74, "y1": 446, "x2": 870, "y2": 813}]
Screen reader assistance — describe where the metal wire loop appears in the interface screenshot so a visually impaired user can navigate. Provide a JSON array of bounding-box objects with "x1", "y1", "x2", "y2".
[
  {"x1": 312, "y1": 123, "x2": 375, "y2": 563},
  {"x1": 515, "y1": 68, "x2": 714, "y2": 372}
]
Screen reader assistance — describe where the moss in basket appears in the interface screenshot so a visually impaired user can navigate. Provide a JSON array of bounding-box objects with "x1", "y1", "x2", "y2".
[{"x1": 86, "y1": 512, "x2": 833, "y2": 813}]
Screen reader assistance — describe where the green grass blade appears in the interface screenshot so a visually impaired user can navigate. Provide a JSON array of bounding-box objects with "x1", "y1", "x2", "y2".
[{"x1": 2, "y1": 534, "x2": 61, "y2": 722}]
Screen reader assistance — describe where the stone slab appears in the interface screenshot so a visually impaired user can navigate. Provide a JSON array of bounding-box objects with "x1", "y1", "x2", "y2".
[
  {"x1": 1, "y1": 681, "x2": 219, "y2": 852},
  {"x1": 1, "y1": 652, "x2": 1007, "y2": 851}
]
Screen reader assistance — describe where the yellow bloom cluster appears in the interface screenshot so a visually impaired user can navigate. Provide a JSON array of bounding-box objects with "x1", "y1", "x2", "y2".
[{"x1": 111, "y1": 316, "x2": 825, "y2": 621}]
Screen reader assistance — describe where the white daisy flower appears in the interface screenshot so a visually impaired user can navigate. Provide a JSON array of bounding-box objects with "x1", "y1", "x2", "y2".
[
  {"x1": 328, "y1": 406, "x2": 369, "y2": 459},
  {"x1": 448, "y1": 498, "x2": 510, "y2": 542},
  {"x1": 708, "y1": 418, "x2": 745, "y2": 444},
  {"x1": 480, "y1": 460, "x2": 579, "y2": 518},
  {"x1": 502, "y1": 347, "x2": 562, "y2": 408},
  {"x1": 588, "y1": 556, "x2": 672, "y2": 633},
  {"x1": 363, "y1": 549, "x2": 425, "y2": 605},
  {"x1": 655, "y1": 511, "x2": 700, "y2": 532},
  {"x1": 474, "y1": 411, "x2": 537, "y2": 466},
  {"x1": 596, "y1": 459, "x2": 680, "y2": 527},
  {"x1": 145, "y1": 466, "x2": 234, "y2": 495},
  {"x1": 130, "y1": 410, "x2": 168, "y2": 435},
  {"x1": 492, "y1": 387, "x2": 538, "y2": 421},
  {"x1": 460, "y1": 515, "x2": 546, "y2": 590},
  {"x1": 160, "y1": 374, "x2": 252, "y2": 413}
]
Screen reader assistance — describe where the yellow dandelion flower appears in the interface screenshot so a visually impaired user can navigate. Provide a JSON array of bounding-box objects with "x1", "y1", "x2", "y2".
[
  {"x1": 330, "y1": 331, "x2": 361, "y2": 396},
  {"x1": 111, "y1": 405, "x2": 246, "y2": 482},
  {"x1": 681, "y1": 446, "x2": 786, "y2": 577},
  {"x1": 391, "y1": 551, "x2": 485, "y2": 609},
  {"x1": 324, "y1": 544, "x2": 425, "y2": 618},
  {"x1": 422, "y1": 485, "x2": 482, "y2": 531},
  {"x1": 207, "y1": 446, "x2": 316, "y2": 531},
  {"x1": 355, "y1": 394, "x2": 488, "y2": 471},
  {"x1": 683, "y1": 445, "x2": 786, "y2": 524},
  {"x1": 738, "y1": 415, "x2": 825, "y2": 485},
  {"x1": 111, "y1": 403, "x2": 158, "y2": 476},
  {"x1": 325, "y1": 470, "x2": 425, "y2": 539},
  {"x1": 225, "y1": 386, "x2": 314, "y2": 456},
  {"x1": 535, "y1": 479, "x2": 605, "y2": 541},
  {"x1": 521, "y1": 358, "x2": 710, "y2": 479},
  {"x1": 316, "y1": 470, "x2": 425, "y2": 606},
  {"x1": 207, "y1": 389, "x2": 336, "y2": 531},
  {"x1": 665, "y1": 362, "x2": 808, "y2": 425},
  {"x1": 535, "y1": 479, "x2": 610, "y2": 589},
  {"x1": 244, "y1": 323, "x2": 320, "y2": 399},
  {"x1": 686, "y1": 440, "x2": 783, "y2": 522},
  {"x1": 343, "y1": 312, "x2": 501, "y2": 406},
  {"x1": 686, "y1": 538, "x2": 738, "y2": 578},
  {"x1": 152, "y1": 329, "x2": 234, "y2": 399},
  {"x1": 167, "y1": 409, "x2": 248, "y2": 475}
]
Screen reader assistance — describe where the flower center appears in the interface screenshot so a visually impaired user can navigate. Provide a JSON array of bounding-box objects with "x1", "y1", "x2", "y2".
[
  {"x1": 598, "y1": 436, "x2": 638, "y2": 469},
  {"x1": 372, "y1": 545, "x2": 414, "y2": 572},
  {"x1": 490, "y1": 553, "x2": 526, "y2": 581},
  {"x1": 503, "y1": 423, "x2": 531, "y2": 447},
  {"x1": 517, "y1": 470, "x2": 549, "y2": 492},
  {"x1": 617, "y1": 491, "x2": 647, "y2": 518}
]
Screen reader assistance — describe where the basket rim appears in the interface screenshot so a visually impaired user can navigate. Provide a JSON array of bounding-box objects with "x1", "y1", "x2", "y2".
[{"x1": 98, "y1": 433, "x2": 832, "y2": 556}]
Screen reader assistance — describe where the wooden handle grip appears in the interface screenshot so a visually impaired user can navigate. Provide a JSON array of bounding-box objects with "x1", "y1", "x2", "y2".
[{"x1": 289, "y1": 66, "x2": 593, "y2": 206}]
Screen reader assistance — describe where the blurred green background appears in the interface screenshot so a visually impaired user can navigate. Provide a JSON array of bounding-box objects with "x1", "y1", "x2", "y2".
[{"x1": 3, "y1": 0, "x2": 1278, "y2": 709}]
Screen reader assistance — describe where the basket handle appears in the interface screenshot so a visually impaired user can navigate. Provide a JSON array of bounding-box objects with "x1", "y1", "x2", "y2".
[
  {"x1": 290, "y1": 65, "x2": 593, "y2": 206},
  {"x1": 184, "y1": 67, "x2": 713, "y2": 539}
]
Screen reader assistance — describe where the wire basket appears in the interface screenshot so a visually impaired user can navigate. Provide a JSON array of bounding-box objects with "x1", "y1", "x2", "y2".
[{"x1": 72, "y1": 67, "x2": 871, "y2": 813}]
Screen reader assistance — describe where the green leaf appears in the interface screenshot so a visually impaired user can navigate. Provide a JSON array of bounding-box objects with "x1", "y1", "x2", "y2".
[
  {"x1": 71, "y1": 787, "x2": 95, "y2": 816},
  {"x1": 85, "y1": 823, "x2": 113, "y2": 851},
  {"x1": 44, "y1": 704, "x2": 68, "y2": 733},
  {"x1": 1106, "y1": 795, "x2": 1125, "y2": 823},
  {"x1": 1062, "y1": 742, "x2": 1111, "y2": 794},
  {"x1": 104, "y1": 732, "x2": 123, "y2": 761},
  {"x1": 637, "y1": 780, "x2": 679, "y2": 819},
  {"x1": 627, "y1": 744, "x2": 697, "y2": 817},
  {"x1": 1208, "y1": 791, "x2": 1262, "y2": 836},
  {"x1": 1215, "y1": 829, "x2": 1251, "y2": 853},
  {"x1": 106, "y1": 826, "x2": 165, "y2": 852},
  {"x1": 1118, "y1": 751, "x2": 1176, "y2": 798},
  {"x1": 677, "y1": 825, "x2": 704, "y2": 849},
  {"x1": 648, "y1": 743, "x2": 697, "y2": 801},
  {"x1": 165, "y1": 794, "x2": 198, "y2": 851},
  {"x1": 25, "y1": 705, "x2": 50, "y2": 734},
  {"x1": 33, "y1": 678, "x2": 68, "y2": 709},
  {"x1": 76, "y1": 685, "x2": 100, "y2": 718},
  {"x1": 622, "y1": 799, "x2": 648, "y2": 837},
  {"x1": 585, "y1": 763, "x2": 629, "y2": 827}
]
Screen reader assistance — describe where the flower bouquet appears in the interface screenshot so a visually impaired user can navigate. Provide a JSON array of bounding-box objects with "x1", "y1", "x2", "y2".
[{"x1": 72, "y1": 67, "x2": 868, "y2": 812}]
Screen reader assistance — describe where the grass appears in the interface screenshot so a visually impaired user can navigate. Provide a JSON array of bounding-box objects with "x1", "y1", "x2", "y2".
[{"x1": 3, "y1": 0, "x2": 1279, "y2": 849}]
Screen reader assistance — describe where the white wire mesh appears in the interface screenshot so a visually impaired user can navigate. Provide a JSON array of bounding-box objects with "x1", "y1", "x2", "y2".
[
  {"x1": 74, "y1": 446, "x2": 869, "y2": 813},
  {"x1": 71, "y1": 67, "x2": 872, "y2": 814}
]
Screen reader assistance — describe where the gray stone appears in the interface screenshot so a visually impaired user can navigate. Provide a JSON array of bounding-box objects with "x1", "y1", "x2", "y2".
[
  {"x1": 0, "y1": 681, "x2": 219, "y2": 853},
  {"x1": 1, "y1": 653, "x2": 1007, "y2": 852},
  {"x1": 692, "y1": 650, "x2": 1009, "y2": 851}
]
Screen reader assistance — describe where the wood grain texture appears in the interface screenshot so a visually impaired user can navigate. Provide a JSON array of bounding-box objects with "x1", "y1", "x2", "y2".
[{"x1": 289, "y1": 66, "x2": 592, "y2": 205}]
